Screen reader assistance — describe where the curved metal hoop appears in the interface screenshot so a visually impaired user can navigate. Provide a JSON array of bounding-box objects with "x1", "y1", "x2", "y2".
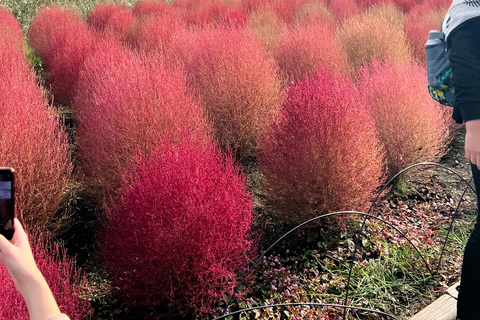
[
  {"x1": 214, "y1": 303, "x2": 398, "y2": 320},
  {"x1": 222, "y1": 162, "x2": 474, "y2": 319},
  {"x1": 344, "y1": 162, "x2": 474, "y2": 311}
]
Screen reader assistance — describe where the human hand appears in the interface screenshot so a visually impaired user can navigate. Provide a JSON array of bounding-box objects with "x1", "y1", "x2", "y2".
[
  {"x1": 0, "y1": 218, "x2": 42, "y2": 294},
  {"x1": 465, "y1": 119, "x2": 480, "y2": 167},
  {"x1": 0, "y1": 219, "x2": 62, "y2": 320}
]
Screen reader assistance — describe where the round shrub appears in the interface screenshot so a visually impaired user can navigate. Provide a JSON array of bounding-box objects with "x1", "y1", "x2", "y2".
[
  {"x1": 167, "y1": 28, "x2": 282, "y2": 160},
  {"x1": 328, "y1": 0, "x2": 360, "y2": 24},
  {"x1": 0, "y1": 26, "x2": 73, "y2": 230},
  {"x1": 293, "y1": 1, "x2": 334, "y2": 27},
  {"x1": 0, "y1": 6, "x2": 23, "y2": 51},
  {"x1": 404, "y1": 4, "x2": 447, "y2": 63},
  {"x1": 74, "y1": 40, "x2": 211, "y2": 199},
  {"x1": 271, "y1": 0, "x2": 304, "y2": 24},
  {"x1": 336, "y1": 3, "x2": 411, "y2": 75},
  {"x1": 27, "y1": 5, "x2": 83, "y2": 58},
  {"x1": 258, "y1": 67, "x2": 385, "y2": 225},
  {"x1": 246, "y1": 5, "x2": 287, "y2": 52},
  {"x1": 0, "y1": 225, "x2": 93, "y2": 319},
  {"x1": 173, "y1": 0, "x2": 233, "y2": 27},
  {"x1": 30, "y1": 6, "x2": 97, "y2": 106},
  {"x1": 132, "y1": 0, "x2": 172, "y2": 18},
  {"x1": 98, "y1": 138, "x2": 255, "y2": 317},
  {"x1": 86, "y1": 2, "x2": 135, "y2": 40},
  {"x1": 274, "y1": 21, "x2": 349, "y2": 82},
  {"x1": 357, "y1": 59, "x2": 450, "y2": 177},
  {"x1": 123, "y1": 12, "x2": 183, "y2": 55}
]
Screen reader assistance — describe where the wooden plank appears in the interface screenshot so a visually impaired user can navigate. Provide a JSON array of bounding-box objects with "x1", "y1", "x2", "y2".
[{"x1": 410, "y1": 281, "x2": 460, "y2": 320}]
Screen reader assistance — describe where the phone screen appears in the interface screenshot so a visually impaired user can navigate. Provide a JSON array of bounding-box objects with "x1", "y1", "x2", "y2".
[{"x1": 0, "y1": 169, "x2": 15, "y2": 240}]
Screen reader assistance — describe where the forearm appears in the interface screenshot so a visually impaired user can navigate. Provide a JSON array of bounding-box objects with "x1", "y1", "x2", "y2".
[{"x1": 17, "y1": 270, "x2": 61, "y2": 320}]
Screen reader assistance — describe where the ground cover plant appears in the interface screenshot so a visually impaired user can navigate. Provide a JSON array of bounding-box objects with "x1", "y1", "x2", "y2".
[{"x1": 0, "y1": 0, "x2": 473, "y2": 319}]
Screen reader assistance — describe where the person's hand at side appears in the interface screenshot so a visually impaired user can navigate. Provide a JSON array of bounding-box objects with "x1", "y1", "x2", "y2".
[
  {"x1": 0, "y1": 219, "x2": 61, "y2": 320},
  {"x1": 465, "y1": 119, "x2": 480, "y2": 167}
]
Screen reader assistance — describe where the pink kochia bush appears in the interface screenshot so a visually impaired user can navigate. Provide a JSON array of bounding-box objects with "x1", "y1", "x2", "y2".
[
  {"x1": 0, "y1": 226, "x2": 93, "y2": 319},
  {"x1": 86, "y1": 2, "x2": 135, "y2": 40},
  {"x1": 404, "y1": 4, "x2": 447, "y2": 63},
  {"x1": 167, "y1": 28, "x2": 281, "y2": 159},
  {"x1": 358, "y1": 59, "x2": 450, "y2": 177},
  {"x1": 124, "y1": 12, "x2": 183, "y2": 55},
  {"x1": 258, "y1": 68, "x2": 385, "y2": 225},
  {"x1": 132, "y1": 0, "x2": 172, "y2": 17},
  {"x1": 74, "y1": 40, "x2": 210, "y2": 198},
  {"x1": 274, "y1": 21, "x2": 350, "y2": 81},
  {"x1": 98, "y1": 138, "x2": 255, "y2": 317},
  {"x1": 27, "y1": 5, "x2": 83, "y2": 58},
  {"x1": 0, "y1": 6, "x2": 23, "y2": 51},
  {"x1": 0, "y1": 10, "x2": 72, "y2": 230},
  {"x1": 28, "y1": 6, "x2": 97, "y2": 105}
]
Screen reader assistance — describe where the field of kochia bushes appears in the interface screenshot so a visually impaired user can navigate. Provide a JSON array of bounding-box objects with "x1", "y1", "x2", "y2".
[{"x1": 0, "y1": 0, "x2": 455, "y2": 318}]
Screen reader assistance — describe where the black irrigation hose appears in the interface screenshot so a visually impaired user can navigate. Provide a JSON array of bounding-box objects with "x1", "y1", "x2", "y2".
[
  {"x1": 222, "y1": 211, "x2": 432, "y2": 316},
  {"x1": 343, "y1": 162, "x2": 474, "y2": 315},
  {"x1": 222, "y1": 162, "x2": 475, "y2": 319},
  {"x1": 435, "y1": 175, "x2": 474, "y2": 275},
  {"x1": 214, "y1": 303, "x2": 398, "y2": 320}
]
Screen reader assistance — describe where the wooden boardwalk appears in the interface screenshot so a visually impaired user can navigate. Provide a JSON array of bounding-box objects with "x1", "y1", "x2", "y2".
[{"x1": 409, "y1": 281, "x2": 460, "y2": 320}]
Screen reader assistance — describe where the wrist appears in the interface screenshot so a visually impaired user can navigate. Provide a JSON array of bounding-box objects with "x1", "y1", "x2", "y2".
[
  {"x1": 465, "y1": 119, "x2": 480, "y2": 132},
  {"x1": 15, "y1": 267, "x2": 44, "y2": 296},
  {"x1": 18, "y1": 272, "x2": 61, "y2": 320}
]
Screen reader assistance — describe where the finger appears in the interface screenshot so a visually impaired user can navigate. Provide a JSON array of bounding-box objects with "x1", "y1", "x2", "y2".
[
  {"x1": 466, "y1": 149, "x2": 472, "y2": 164},
  {"x1": 0, "y1": 233, "x2": 13, "y2": 261},
  {"x1": 10, "y1": 219, "x2": 28, "y2": 247}
]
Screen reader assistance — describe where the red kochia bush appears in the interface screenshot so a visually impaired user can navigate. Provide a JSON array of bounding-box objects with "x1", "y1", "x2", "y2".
[
  {"x1": 74, "y1": 40, "x2": 210, "y2": 199},
  {"x1": 132, "y1": 0, "x2": 172, "y2": 17},
  {"x1": 86, "y1": 2, "x2": 135, "y2": 40},
  {"x1": 29, "y1": 6, "x2": 97, "y2": 105},
  {"x1": 358, "y1": 59, "x2": 450, "y2": 177},
  {"x1": 258, "y1": 68, "x2": 385, "y2": 225},
  {"x1": 27, "y1": 6, "x2": 84, "y2": 57},
  {"x1": 167, "y1": 28, "x2": 281, "y2": 159},
  {"x1": 404, "y1": 4, "x2": 446, "y2": 63},
  {"x1": 0, "y1": 225, "x2": 93, "y2": 319},
  {"x1": 246, "y1": 5, "x2": 287, "y2": 52},
  {"x1": 123, "y1": 12, "x2": 183, "y2": 54},
  {"x1": 0, "y1": 25, "x2": 72, "y2": 230},
  {"x1": 98, "y1": 138, "x2": 254, "y2": 317},
  {"x1": 0, "y1": 7, "x2": 23, "y2": 51},
  {"x1": 274, "y1": 21, "x2": 349, "y2": 81},
  {"x1": 173, "y1": 0, "x2": 233, "y2": 27},
  {"x1": 328, "y1": 0, "x2": 360, "y2": 24}
]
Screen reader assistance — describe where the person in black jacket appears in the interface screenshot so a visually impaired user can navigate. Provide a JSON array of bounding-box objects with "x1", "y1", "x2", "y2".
[{"x1": 444, "y1": 3, "x2": 480, "y2": 319}]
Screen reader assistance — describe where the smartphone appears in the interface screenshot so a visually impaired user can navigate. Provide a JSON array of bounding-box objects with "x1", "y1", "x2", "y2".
[{"x1": 0, "y1": 168, "x2": 15, "y2": 240}]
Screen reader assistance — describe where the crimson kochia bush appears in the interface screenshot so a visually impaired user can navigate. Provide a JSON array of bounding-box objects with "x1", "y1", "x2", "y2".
[
  {"x1": 28, "y1": 6, "x2": 97, "y2": 106},
  {"x1": 0, "y1": 9, "x2": 73, "y2": 231},
  {"x1": 258, "y1": 68, "x2": 386, "y2": 225},
  {"x1": 98, "y1": 138, "x2": 255, "y2": 317}
]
